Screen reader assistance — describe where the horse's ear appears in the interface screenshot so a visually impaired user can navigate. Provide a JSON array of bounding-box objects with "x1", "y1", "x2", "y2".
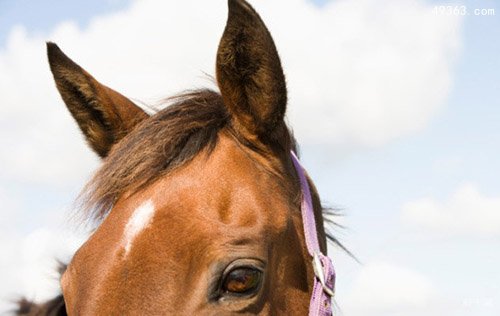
[
  {"x1": 47, "y1": 42, "x2": 149, "y2": 158},
  {"x1": 216, "y1": 0, "x2": 287, "y2": 142}
]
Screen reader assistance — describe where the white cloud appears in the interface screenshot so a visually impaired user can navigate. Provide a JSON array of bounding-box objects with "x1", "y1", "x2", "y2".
[
  {"x1": 402, "y1": 183, "x2": 500, "y2": 235},
  {"x1": 340, "y1": 260, "x2": 500, "y2": 316},
  {"x1": 342, "y1": 261, "x2": 437, "y2": 314}
]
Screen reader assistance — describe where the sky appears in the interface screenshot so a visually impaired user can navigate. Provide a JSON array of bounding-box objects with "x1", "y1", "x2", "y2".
[{"x1": 0, "y1": 0, "x2": 499, "y2": 315}]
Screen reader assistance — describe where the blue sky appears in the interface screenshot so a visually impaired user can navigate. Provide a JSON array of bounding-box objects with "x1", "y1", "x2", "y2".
[
  {"x1": 0, "y1": 0, "x2": 131, "y2": 46},
  {"x1": 0, "y1": 0, "x2": 498, "y2": 315}
]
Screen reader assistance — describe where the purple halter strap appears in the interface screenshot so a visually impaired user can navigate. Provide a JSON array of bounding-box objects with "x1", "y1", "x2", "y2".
[{"x1": 290, "y1": 151, "x2": 335, "y2": 316}]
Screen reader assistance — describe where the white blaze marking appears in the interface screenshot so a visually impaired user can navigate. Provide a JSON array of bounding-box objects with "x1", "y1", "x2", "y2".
[{"x1": 123, "y1": 199, "x2": 155, "y2": 254}]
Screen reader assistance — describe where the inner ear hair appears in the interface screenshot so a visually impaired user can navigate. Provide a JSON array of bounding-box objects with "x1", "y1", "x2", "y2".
[
  {"x1": 216, "y1": 0, "x2": 287, "y2": 144},
  {"x1": 47, "y1": 42, "x2": 148, "y2": 157}
]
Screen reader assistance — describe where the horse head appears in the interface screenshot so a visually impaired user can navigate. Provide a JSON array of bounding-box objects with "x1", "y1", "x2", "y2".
[{"x1": 44, "y1": 0, "x2": 333, "y2": 314}]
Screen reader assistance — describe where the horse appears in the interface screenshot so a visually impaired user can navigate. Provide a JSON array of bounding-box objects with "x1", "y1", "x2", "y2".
[{"x1": 16, "y1": 0, "x2": 341, "y2": 314}]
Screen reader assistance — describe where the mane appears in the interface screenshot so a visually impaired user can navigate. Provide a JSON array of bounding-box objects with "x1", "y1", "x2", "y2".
[{"x1": 79, "y1": 89, "x2": 230, "y2": 223}]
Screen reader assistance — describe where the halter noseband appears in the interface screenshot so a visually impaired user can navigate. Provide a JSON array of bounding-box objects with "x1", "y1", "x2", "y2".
[{"x1": 290, "y1": 151, "x2": 336, "y2": 316}]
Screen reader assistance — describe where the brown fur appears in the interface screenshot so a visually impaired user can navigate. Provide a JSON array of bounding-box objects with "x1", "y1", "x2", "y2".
[{"x1": 15, "y1": 296, "x2": 66, "y2": 316}]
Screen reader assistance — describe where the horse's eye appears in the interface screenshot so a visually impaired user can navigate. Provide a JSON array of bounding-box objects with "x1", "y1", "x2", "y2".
[{"x1": 222, "y1": 268, "x2": 262, "y2": 295}]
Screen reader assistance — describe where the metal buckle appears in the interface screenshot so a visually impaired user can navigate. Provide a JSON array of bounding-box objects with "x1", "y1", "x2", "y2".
[{"x1": 312, "y1": 252, "x2": 335, "y2": 297}]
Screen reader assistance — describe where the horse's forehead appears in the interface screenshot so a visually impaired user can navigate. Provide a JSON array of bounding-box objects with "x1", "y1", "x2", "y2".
[{"x1": 147, "y1": 133, "x2": 291, "y2": 225}]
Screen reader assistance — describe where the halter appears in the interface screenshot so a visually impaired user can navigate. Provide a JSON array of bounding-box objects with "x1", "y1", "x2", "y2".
[{"x1": 290, "y1": 151, "x2": 336, "y2": 316}]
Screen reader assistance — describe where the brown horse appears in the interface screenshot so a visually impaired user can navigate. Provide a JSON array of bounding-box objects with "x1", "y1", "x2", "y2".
[{"x1": 16, "y1": 0, "x2": 342, "y2": 314}]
